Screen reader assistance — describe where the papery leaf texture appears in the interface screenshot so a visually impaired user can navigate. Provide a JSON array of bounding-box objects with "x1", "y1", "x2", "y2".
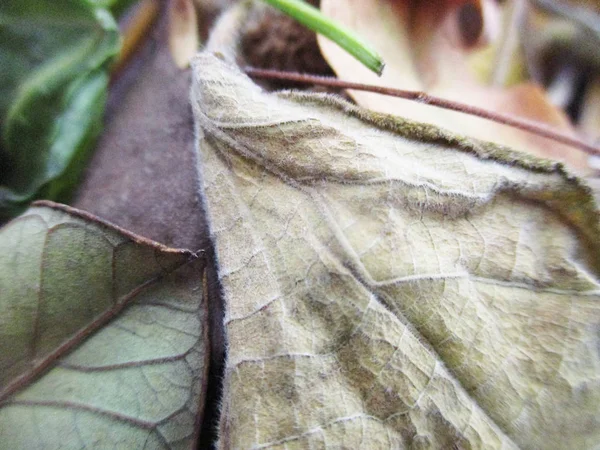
[
  {"x1": 191, "y1": 49, "x2": 600, "y2": 449},
  {"x1": 0, "y1": 202, "x2": 208, "y2": 449},
  {"x1": 0, "y1": 0, "x2": 120, "y2": 221}
]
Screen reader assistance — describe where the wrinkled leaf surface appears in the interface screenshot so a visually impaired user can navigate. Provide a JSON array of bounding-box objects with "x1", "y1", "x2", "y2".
[{"x1": 192, "y1": 50, "x2": 600, "y2": 449}]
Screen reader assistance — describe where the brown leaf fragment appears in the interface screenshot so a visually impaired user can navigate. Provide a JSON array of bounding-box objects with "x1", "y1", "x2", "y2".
[
  {"x1": 240, "y1": 0, "x2": 332, "y2": 78},
  {"x1": 318, "y1": 0, "x2": 592, "y2": 173},
  {"x1": 580, "y1": 75, "x2": 600, "y2": 140},
  {"x1": 73, "y1": 8, "x2": 225, "y2": 447},
  {"x1": 169, "y1": 0, "x2": 200, "y2": 69}
]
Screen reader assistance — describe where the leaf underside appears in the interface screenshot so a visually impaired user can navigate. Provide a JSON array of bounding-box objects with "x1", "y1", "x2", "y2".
[
  {"x1": 0, "y1": 203, "x2": 208, "y2": 449},
  {"x1": 191, "y1": 50, "x2": 600, "y2": 449}
]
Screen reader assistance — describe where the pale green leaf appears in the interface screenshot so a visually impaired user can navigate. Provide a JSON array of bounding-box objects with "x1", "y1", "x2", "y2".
[
  {"x1": 0, "y1": 202, "x2": 208, "y2": 449},
  {"x1": 191, "y1": 46, "x2": 600, "y2": 449}
]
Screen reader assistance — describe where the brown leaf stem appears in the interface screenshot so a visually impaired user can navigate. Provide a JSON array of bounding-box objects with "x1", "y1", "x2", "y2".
[
  {"x1": 244, "y1": 66, "x2": 600, "y2": 157},
  {"x1": 112, "y1": 0, "x2": 161, "y2": 78}
]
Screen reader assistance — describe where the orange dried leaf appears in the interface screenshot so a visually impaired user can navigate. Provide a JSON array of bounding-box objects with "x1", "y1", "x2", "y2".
[{"x1": 318, "y1": 0, "x2": 591, "y2": 173}]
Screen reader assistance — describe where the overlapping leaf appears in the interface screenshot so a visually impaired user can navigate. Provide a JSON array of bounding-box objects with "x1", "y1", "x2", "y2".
[
  {"x1": 0, "y1": 202, "x2": 208, "y2": 449},
  {"x1": 191, "y1": 46, "x2": 600, "y2": 448}
]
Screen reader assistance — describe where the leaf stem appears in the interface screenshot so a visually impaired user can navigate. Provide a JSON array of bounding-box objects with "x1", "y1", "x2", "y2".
[
  {"x1": 259, "y1": 0, "x2": 384, "y2": 75},
  {"x1": 244, "y1": 66, "x2": 600, "y2": 157}
]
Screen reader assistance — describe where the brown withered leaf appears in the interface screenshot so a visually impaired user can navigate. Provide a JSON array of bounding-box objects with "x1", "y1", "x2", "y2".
[
  {"x1": 318, "y1": 0, "x2": 592, "y2": 173},
  {"x1": 191, "y1": 40, "x2": 600, "y2": 449}
]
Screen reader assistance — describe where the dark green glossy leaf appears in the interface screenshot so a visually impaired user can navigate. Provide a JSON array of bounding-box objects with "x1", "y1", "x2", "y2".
[{"x1": 0, "y1": 0, "x2": 120, "y2": 221}]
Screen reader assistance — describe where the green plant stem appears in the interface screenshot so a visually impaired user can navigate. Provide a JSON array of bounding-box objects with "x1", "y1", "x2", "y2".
[{"x1": 260, "y1": 0, "x2": 385, "y2": 75}]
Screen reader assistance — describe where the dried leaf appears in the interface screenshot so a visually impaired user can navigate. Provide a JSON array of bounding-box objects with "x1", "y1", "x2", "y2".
[
  {"x1": 317, "y1": 0, "x2": 591, "y2": 172},
  {"x1": 169, "y1": 0, "x2": 200, "y2": 69},
  {"x1": 0, "y1": 202, "x2": 208, "y2": 448},
  {"x1": 525, "y1": 0, "x2": 600, "y2": 108},
  {"x1": 191, "y1": 49, "x2": 600, "y2": 448}
]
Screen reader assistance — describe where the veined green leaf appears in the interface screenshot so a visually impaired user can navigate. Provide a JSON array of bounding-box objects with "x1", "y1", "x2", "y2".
[{"x1": 0, "y1": 202, "x2": 208, "y2": 448}]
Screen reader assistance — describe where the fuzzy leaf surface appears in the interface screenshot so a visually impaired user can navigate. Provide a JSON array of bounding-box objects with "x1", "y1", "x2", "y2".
[{"x1": 192, "y1": 50, "x2": 600, "y2": 449}]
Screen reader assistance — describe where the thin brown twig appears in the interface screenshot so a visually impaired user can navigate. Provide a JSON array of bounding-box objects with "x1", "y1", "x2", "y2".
[
  {"x1": 244, "y1": 66, "x2": 600, "y2": 157},
  {"x1": 111, "y1": 0, "x2": 161, "y2": 79}
]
